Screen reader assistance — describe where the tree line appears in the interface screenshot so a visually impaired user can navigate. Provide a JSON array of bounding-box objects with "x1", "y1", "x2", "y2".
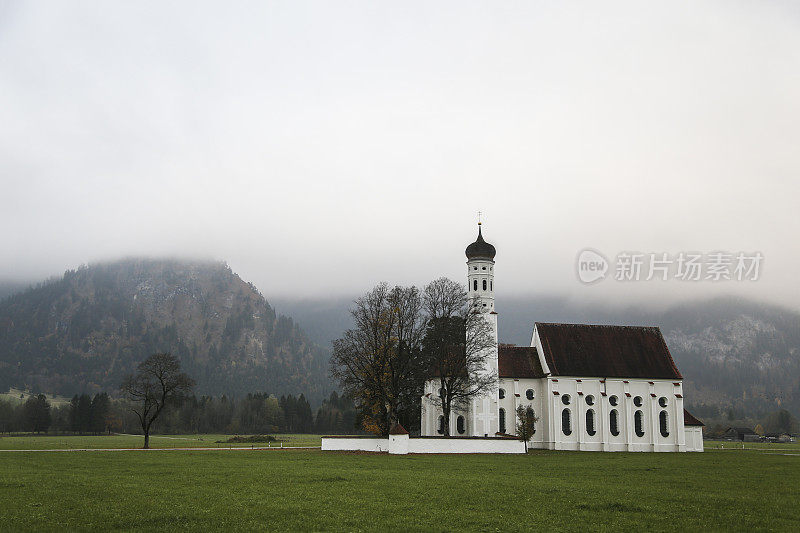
[{"x1": 0, "y1": 390, "x2": 358, "y2": 436}]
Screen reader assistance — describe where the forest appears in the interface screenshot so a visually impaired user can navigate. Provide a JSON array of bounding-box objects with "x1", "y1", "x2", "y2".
[{"x1": 0, "y1": 390, "x2": 358, "y2": 436}]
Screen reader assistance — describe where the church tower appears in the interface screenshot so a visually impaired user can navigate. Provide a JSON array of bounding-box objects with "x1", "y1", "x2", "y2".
[
  {"x1": 465, "y1": 222, "x2": 496, "y2": 312},
  {"x1": 465, "y1": 223, "x2": 500, "y2": 436}
]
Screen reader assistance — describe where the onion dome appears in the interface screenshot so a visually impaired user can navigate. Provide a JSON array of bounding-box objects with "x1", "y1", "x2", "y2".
[{"x1": 465, "y1": 224, "x2": 496, "y2": 260}]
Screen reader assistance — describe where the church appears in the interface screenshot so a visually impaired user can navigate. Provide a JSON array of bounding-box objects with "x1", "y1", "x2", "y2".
[{"x1": 420, "y1": 224, "x2": 704, "y2": 452}]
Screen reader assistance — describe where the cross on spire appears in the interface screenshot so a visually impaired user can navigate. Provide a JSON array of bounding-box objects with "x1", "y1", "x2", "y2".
[{"x1": 477, "y1": 210, "x2": 482, "y2": 226}]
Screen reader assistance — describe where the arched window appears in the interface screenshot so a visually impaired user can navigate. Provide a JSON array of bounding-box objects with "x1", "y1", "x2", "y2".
[
  {"x1": 634, "y1": 396, "x2": 643, "y2": 407},
  {"x1": 610, "y1": 409, "x2": 620, "y2": 436},
  {"x1": 634, "y1": 410, "x2": 645, "y2": 437},
  {"x1": 586, "y1": 409, "x2": 596, "y2": 436},
  {"x1": 561, "y1": 394, "x2": 571, "y2": 405},
  {"x1": 609, "y1": 395, "x2": 618, "y2": 406},
  {"x1": 658, "y1": 397, "x2": 668, "y2": 408},
  {"x1": 526, "y1": 389, "x2": 534, "y2": 400},
  {"x1": 437, "y1": 415, "x2": 444, "y2": 435},
  {"x1": 585, "y1": 395, "x2": 595, "y2": 406},
  {"x1": 499, "y1": 408, "x2": 506, "y2": 434},
  {"x1": 499, "y1": 388, "x2": 505, "y2": 399},
  {"x1": 659, "y1": 411, "x2": 669, "y2": 437},
  {"x1": 562, "y1": 409, "x2": 572, "y2": 435},
  {"x1": 473, "y1": 280, "x2": 478, "y2": 291},
  {"x1": 482, "y1": 279, "x2": 487, "y2": 290},
  {"x1": 490, "y1": 281, "x2": 493, "y2": 290},
  {"x1": 457, "y1": 415, "x2": 466, "y2": 435}
]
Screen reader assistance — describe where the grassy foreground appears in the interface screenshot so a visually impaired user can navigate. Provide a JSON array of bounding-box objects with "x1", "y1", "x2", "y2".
[{"x1": 0, "y1": 444, "x2": 798, "y2": 531}]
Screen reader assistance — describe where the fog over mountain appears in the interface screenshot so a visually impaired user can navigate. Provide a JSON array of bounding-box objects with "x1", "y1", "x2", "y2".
[{"x1": 1, "y1": 1, "x2": 798, "y2": 310}]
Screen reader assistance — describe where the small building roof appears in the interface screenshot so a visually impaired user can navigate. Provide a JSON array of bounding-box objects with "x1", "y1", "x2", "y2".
[
  {"x1": 535, "y1": 322, "x2": 682, "y2": 380},
  {"x1": 498, "y1": 345, "x2": 545, "y2": 378},
  {"x1": 388, "y1": 422, "x2": 409, "y2": 435},
  {"x1": 683, "y1": 409, "x2": 704, "y2": 427}
]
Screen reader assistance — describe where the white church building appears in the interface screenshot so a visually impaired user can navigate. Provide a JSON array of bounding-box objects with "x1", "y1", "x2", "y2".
[{"x1": 420, "y1": 224, "x2": 704, "y2": 452}]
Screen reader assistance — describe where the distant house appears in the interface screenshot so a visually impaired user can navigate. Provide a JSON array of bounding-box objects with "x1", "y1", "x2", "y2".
[{"x1": 724, "y1": 427, "x2": 757, "y2": 441}]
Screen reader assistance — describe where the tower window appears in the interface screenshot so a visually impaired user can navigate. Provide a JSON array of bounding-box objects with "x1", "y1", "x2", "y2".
[
  {"x1": 635, "y1": 410, "x2": 645, "y2": 437},
  {"x1": 490, "y1": 281, "x2": 492, "y2": 290},
  {"x1": 562, "y1": 409, "x2": 572, "y2": 436},
  {"x1": 561, "y1": 394, "x2": 571, "y2": 405},
  {"x1": 482, "y1": 266, "x2": 486, "y2": 270},
  {"x1": 610, "y1": 409, "x2": 620, "y2": 436},
  {"x1": 473, "y1": 266, "x2": 477, "y2": 270},
  {"x1": 437, "y1": 416, "x2": 445, "y2": 435},
  {"x1": 658, "y1": 397, "x2": 668, "y2": 408},
  {"x1": 457, "y1": 415, "x2": 466, "y2": 435},
  {"x1": 634, "y1": 396, "x2": 643, "y2": 407},
  {"x1": 585, "y1": 395, "x2": 595, "y2": 406},
  {"x1": 526, "y1": 389, "x2": 534, "y2": 400},
  {"x1": 482, "y1": 280, "x2": 487, "y2": 290},
  {"x1": 609, "y1": 395, "x2": 618, "y2": 406},
  {"x1": 473, "y1": 280, "x2": 478, "y2": 291},
  {"x1": 499, "y1": 388, "x2": 505, "y2": 399},
  {"x1": 499, "y1": 408, "x2": 506, "y2": 434},
  {"x1": 586, "y1": 409, "x2": 596, "y2": 436}
]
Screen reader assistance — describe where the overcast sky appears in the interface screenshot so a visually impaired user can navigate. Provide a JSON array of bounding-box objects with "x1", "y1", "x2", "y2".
[{"x1": 1, "y1": 1, "x2": 798, "y2": 309}]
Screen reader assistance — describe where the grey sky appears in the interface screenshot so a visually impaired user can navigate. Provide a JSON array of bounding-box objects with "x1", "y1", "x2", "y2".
[{"x1": 1, "y1": 1, "x2": 798, "y2": 308}]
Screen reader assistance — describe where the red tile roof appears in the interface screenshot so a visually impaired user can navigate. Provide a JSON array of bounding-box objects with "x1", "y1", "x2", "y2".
[
  {"x1": 535, "y1": 323, "x2": 682, "y2": 380},
  {"x1": 388, "y1": 422, "x2": 409, "y2": 435},
  {"x1": 498, "y1": 345, "x2": 545, "y2": 378},
  {"x1": 683, "y1": 409, "x2": 704, "y2": 427}
]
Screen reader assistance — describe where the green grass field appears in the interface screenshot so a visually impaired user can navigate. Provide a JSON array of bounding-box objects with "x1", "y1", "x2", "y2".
[
  {"x1": 0, "y1": 437, "x2": 798, "y2": 532},
  {"x1": 0, "y1": 433, "x2": 322, "y2": 450}
]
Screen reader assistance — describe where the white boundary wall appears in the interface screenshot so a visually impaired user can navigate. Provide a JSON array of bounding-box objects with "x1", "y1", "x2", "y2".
[
  {"x1": 321, "y1": 437, "x2": 388, "y2": 452},
  {"x1": 322, "y1": 435, "x2": 525, "y2": 454}
]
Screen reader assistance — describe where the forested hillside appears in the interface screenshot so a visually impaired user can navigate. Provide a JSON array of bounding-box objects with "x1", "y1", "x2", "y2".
[{"x1": 0, "y1": 260, "x2": 331, "y2": 403}]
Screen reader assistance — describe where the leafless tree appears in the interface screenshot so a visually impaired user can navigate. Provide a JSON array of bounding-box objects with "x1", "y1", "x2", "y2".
[
  {"x1": 516, "y1": 405, "x2": 539, "y2": 452},
  {"x1": 422, "y1": 277, "x2": 497, "y2": 436},
  {"x1": 120, "y1": 353, "x2": 195, "y2": 448},
  {"x1": 329, "y1": 283, "x2": 426, "y2": 435}
]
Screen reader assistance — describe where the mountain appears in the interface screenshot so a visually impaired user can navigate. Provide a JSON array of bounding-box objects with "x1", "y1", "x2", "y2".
[
  {"x1": 276, "y1": 294, "x2": 800, "y2": 420},
  {"x1": 0, "y1": 259, "x2": 331, "y2": 403},
  {"x1": 0, "y1": 280, "x2": 29, "y2": 301}
]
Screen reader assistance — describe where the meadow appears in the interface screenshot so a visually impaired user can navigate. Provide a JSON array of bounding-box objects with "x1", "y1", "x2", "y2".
[
  {"x1": 0, "y1": 436, "x2": 798, "y2": 532},
  {"x1": 0, "y1": 433, "x2": 322, "y2": 450}
]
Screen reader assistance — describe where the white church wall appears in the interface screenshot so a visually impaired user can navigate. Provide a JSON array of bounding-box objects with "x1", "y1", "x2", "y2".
[
  {"x1": 498, "y1": 377, "x2": 546, "y2": 445},
  {"x1": 539, "y1": 377, "x2": 687, "y2": 452}
]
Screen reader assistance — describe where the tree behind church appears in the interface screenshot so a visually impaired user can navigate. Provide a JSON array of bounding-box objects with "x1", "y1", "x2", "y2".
[
  {"x1": 121, "y1": 353, "x2": 194, "y2": 449},
  {"x1": 421, "y1": 278, "x2": 497, "y2": 436},
  {"x1": 329, "y1": 283, "x2": 425, "y2": 435}
]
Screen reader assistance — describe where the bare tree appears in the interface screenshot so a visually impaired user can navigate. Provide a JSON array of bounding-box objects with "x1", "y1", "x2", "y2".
[
  {"x1": 422, "y1": 277, "x2": 497, "y2": 436},
  {"x1": 516, "y1": 405, "x2": 539, "y2": 452},
  {"x1": 330, "y1": 283, "x2": 426, "y2": 435},
  {"x1": 121, "y1": 353, "x2": 195, "y2": 449}
]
